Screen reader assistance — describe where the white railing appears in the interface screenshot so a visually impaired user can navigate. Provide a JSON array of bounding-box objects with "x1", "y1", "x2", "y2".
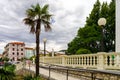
[{"x1": 39, "y1": 52, "x2": 120, "y2": 70}]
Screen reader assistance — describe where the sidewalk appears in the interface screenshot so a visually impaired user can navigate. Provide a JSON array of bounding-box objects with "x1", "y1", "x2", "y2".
[{"x1": 26, "y1": 65, "x2": 80, "y2": 80}]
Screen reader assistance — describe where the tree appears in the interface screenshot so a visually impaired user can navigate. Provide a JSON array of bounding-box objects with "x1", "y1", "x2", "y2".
[
  {"x1": 67, "y1": 0, "x2": 115, "y2": 54},
  {"x1": 67, "y1": 37, "x2": 81, "y2": 54},
  {"x1": 76, "y1": 48, "x2": 91, "y2": 54},
  {"x1": 86, "y1": 0, "x2": 101, "y2": 26},
  {"x1": 105, "y1": 0, "x2": 115, "y2": 51},
  {"x1": 23, "y1": 4, "x2": 52, "y2": 76},
  {"x1": 67, "y1": 0, "x2": 101, "y2": 54},
  {"x1": 99, "y1": 2, "x2": 109, "y2": 52}
]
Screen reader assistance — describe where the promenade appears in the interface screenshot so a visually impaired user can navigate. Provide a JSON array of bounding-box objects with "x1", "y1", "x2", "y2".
[
  {"x1": 26, "y1": 65, "x2": 80, "y2": 80},
  {"x1": 24, "y1": 64, "x2": 120, "y2": 80}
]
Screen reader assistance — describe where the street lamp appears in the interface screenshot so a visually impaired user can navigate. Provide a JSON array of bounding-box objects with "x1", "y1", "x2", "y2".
[
  {"x1": 43, "y1": 38, "x2": 47, "y2": 56},
  {"x1": 98, "y1": 18, "x2": 107, "y2": 52}
]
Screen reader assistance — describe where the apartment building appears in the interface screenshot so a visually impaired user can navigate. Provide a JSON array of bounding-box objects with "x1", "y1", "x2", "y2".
[{"x1": 3, "y1": 42, "x2": 25, "y2": 62}]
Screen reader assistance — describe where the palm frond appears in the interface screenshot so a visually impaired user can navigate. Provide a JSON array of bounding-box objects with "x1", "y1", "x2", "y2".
[
  {"x1": 23, "y1": 3, "x2": 52, "y2": 38},
  {"x1": 26, "y1": 9, "x2": 36, "y2": 18},
  {"x1": 23, "y1": 18, "x2": 36, "y2": 34},
  {"x1": 44, "y1": 24, "x2": 51, "y2": 32},
  {"x1": 41, "y1": 14, "x2": 53, "y2": 20},
  {"x1": 23, "y1": 18, "x2": 34, "y2": 25},
  {"x1": 31, "y1": 5, "x2": 36, "y2": 10},
  {"x1": 35, "y1": 3, "x2": 41, "y2": 15},
  {"x1": 41, "y1": 4, "x2": 49, "y2": 14},
  {"x1": 30, "y1": 25, "x2": 35, "y2": 34},
  {"x1": 42, "y1": 19, "x2": 50, "y2": 24}
]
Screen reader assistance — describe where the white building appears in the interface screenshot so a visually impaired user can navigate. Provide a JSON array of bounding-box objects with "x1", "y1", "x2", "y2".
[{"x1": 3, "y1": 42, "x2": 25, "y2": 62}]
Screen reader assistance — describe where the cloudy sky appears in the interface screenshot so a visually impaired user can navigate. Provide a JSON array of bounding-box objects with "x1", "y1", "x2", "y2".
[{"x1": 0, "y1": 0, "x2": 111, "y2": 53}]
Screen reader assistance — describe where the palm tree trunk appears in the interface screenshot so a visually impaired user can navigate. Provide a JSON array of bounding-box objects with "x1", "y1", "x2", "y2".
[{"x1": 35, "y1": 20, "x2": 41, "y2": 77}]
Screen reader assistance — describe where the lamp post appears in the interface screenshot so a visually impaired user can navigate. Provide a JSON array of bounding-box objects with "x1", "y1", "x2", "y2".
[
  {"x1": 43, "y1": 38, "x2": 47, "y2": 56},
  {"x1": 98, "y1": 18, "x2": 106, "y2": 52}
]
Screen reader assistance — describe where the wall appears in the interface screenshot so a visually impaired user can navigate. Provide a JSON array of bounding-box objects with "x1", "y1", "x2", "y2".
[{"x1": 40, "y1": 52, "x2": 120, "y2": 70}]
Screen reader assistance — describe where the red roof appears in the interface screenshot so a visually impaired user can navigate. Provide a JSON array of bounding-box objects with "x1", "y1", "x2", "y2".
[{"x1": 9, "y1": 42, "x2": 25, "y2": 45}]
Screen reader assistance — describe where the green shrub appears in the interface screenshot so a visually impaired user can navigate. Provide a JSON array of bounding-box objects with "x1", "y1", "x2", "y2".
[
  {"x1": 24, "y1": 75, "x2": 41, "y2": 80},
  {"x1": 76, "y1": 48, "x2": 91, "y2": 54},
  {"x1": 3, "y1": 63, "x2": 16, "y2": 72},
  {"x1": 0, "y1": 68, "x2": 15, "y2": 80}
]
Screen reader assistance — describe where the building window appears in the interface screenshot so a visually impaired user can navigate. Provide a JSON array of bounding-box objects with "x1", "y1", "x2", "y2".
[
  {"x1": 13, "y1": 44, "x2": 14, "y2": 46},
  {"x1": 21, "y1": 53, "x2": 23, "y2": 55},
  {"x1": 13, "y1": 57, "x2": 14, "y2": 61},
  {"x1": 13, "y1": 48, "x2": 14, "y2": 51},
  {"x1": 18, "y1": 58, "x2": 20, "y2": 61},
  {"x1": 21, "y1": 49, "x2": 23, "y2": 51},
  {"x1": 13, "y1": 52, "x2": 14, "y2": 55},
  {"x1": 17, "y1": 49, "x2": 19, "y2": 51},
  {"x1": 17, "y1": 52, "x2": 19, "y2": 55}
]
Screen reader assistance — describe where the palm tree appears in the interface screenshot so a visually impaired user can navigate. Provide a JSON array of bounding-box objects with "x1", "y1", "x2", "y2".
[{"x1": 23, "y1": 4, "x2": 52, "y2": 76}]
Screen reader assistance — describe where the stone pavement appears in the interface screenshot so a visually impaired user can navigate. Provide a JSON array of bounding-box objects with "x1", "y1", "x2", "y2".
[{"x1": 26, "y1": 65, "x2": 80, "y2": 80}]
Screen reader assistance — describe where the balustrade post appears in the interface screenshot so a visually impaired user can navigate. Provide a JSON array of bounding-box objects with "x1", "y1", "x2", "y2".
[
  {"x1": 62, "y1": 56, "x2": 66, "y2": 66},
  {"x1": 115, "y1": 53, "x2": 120, "y2": 67},
  {"x1": 97, "y1": 52, "x2": 106, "y2": 70}
]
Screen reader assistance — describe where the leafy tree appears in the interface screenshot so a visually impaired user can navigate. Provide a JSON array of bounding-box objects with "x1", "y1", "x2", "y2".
[
  {"x1": 23, "y1": 4, "x2": 52, "y2": 76},
  {"x1": 105, "y1": 0, "x2": 115, "y2": 52},
  {"x1": 86, "y1": 0, "x2": 101, "y2": 26},
  {"x1": 67, "y1": 0, "x2": 101, "y2": 54},
  {"x1": 77, "y1": 25, "x2": 101, "y2": 52},
  {"x1": 67, "y1": 37, "x2": 81, "y2": 54},
  {"x1": 76, "y1": 48, "x2": 91, "y2": 54}
]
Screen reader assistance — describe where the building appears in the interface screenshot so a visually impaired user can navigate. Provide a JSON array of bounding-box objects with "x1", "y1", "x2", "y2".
[
  {"x1": 3, "y1": 42, "x2": 25, "y2": 62},
  {"x1": 25, "y1": 47, "x2": 35, "y2": 59}
]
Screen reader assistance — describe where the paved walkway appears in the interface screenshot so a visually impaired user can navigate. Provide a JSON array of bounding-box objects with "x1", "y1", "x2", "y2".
[{"x1": 26, "y1": 65, "x2": 80, "y2": 80}]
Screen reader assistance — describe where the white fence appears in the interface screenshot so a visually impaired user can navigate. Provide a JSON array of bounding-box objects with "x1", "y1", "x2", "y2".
[{"x1": 40, "y1": 52, "x2": 120, "y2": 70}]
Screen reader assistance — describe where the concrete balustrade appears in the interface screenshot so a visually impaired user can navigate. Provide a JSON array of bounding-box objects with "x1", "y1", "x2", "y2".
[{"x1": 40, "y1": 52, "x2": 120, "y2": 70}]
